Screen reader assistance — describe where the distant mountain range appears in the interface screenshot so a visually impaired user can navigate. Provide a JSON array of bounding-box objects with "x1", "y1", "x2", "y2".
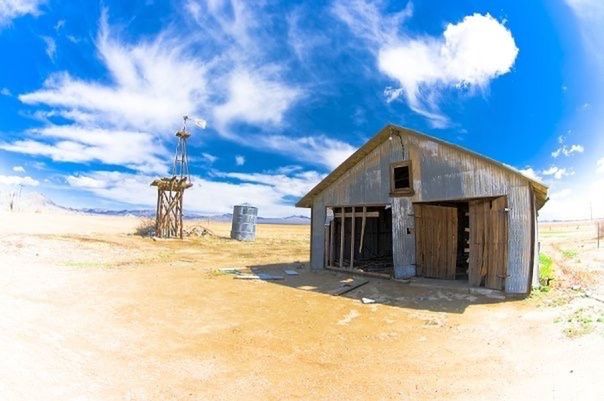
[{"x1": 1, "y1": 191, "x2": 310, "y2": 224}]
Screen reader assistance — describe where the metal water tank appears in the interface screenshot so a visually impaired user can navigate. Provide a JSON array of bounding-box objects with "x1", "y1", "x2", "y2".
[{"x1": 230, "y1": 204, "x2": 258, "y2": 241}]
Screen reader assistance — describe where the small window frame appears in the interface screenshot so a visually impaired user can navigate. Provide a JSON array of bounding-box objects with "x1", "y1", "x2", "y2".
[{"x1": 390, "y1": 160, "x2": 414, "y2": 197}]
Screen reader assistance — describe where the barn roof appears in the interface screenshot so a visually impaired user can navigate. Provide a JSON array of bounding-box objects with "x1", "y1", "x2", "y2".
[{"x1": 296, "y1": 124, "x2": 549, "y2": 210}]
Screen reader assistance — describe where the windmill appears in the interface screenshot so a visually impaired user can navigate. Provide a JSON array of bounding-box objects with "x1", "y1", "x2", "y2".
[{"x1": 150, "y1": 116, "x2": 206, "y2": 238}]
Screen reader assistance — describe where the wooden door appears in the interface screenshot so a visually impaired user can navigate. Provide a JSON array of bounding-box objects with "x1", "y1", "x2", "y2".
[
  {"x1": 414, "y1": 204, "x2": 458, "y2": 279},
  {"x1": 468, "y1": 197, "x2": 508, "y2": 290}
]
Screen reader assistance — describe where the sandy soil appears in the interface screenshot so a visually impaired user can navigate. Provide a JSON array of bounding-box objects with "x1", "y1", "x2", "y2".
[{"x1": 0, "y1": 212, "x2": 602, "y2": 401}]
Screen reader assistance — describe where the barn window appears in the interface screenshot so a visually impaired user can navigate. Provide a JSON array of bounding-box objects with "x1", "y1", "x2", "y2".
[{"x1": 390, "y1": 161, "x2": 414, "y2": 196}]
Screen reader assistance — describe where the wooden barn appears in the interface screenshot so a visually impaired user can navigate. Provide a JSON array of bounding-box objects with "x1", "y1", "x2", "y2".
[{"x1": 296, "y1": 125, "x2": 549, "y2": 294}]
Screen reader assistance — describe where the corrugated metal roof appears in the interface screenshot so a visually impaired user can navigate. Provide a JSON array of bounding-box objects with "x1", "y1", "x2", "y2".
[{"x1": 296, "y1": 124, "x2": 549, "y2": 209}]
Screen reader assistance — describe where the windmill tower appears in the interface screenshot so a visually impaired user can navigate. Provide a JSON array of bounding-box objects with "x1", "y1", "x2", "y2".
[{"x1": 151, "y1": 116, "x2": 194, "y2": 239}]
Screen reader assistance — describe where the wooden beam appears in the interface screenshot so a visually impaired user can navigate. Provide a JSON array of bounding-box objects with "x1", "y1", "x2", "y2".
[
  {"x1": 335, "y1": 211, "x2": 379, "y2": 218},
  {"x1": 359, "y1": 206, "x2": 367, "y2": 253},
  {"x1": 350, "y1": 207, "x2": 355, "y2": 270},
  {"x1": 339, "y1": 206, "x2": 345, "y2": 269}
]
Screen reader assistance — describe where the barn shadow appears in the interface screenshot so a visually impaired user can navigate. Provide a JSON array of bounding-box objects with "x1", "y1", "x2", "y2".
[{"x1": 241, "y1": 262, "x2": 521, "y2": 314}]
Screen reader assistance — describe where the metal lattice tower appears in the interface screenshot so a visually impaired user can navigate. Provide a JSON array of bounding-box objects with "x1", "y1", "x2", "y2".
[
  {"x1": 172, "y1": 116, "x2": 191, "y2": 181},
  {"x1": 150, "y1": 116, "x2": 193, "y2": 239}
]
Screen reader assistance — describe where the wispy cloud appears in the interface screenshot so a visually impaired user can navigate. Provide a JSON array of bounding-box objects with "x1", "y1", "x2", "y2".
[
  {"x1": 551, "y1": 143, "x2": 584, "y2": 157},
  {"x1": 0, "y1": 0, "x2": 45, "y2": 27},
  {"x1": 0, "y1": 126, "x2": 169, "y2": 174},
  {"x1": 66, "y1": 168, "x2": 321, "y2": 216},
  {"x1": 235, "y1": 155, "x2": 245, "y2": 166},
  {"x1": 12, "y1": 165, "x2": 25, "y2": 173},
  {"x1": 542, "y1": 166, "x2": 574, "y2": 179},
  {"x1": 333, "y1": 1, "x2": 518, "y2": 127},
  {"x1": 41, "y1": 35, "x2": 56, "y2": 60}
]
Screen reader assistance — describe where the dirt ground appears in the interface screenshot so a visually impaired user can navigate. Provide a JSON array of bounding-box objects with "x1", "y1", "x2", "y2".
[{"x1": 0, "y1": 212, "x2": 602, "y2": 401}]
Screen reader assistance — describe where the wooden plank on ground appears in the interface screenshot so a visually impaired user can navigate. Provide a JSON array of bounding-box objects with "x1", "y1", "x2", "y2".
[{"x1": 328, "y1": 280, "x2": 370, "y2": 296}]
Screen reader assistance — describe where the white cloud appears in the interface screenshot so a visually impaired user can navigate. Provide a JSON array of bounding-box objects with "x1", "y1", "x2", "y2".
[
  {"x1": 12, "y1": 165, "x2": 25, "y2": 173},
  {"x1": 0, "y1": 175, "x2": 39, "y2": 186},
  {"x1": 334, "y1": 3, "x2": 518, "y2": 127},
  {"x1": 542, "y1": 166, "x2": 574, "y2": 179},
  {"x1": 66, "y1": 168, "x2": 320, "y2": 217},
  {"x1": 235, "y1": 155, "x2": 245, "y2": 166},
  {"x1": 19, "y1": 11, "x2": 208, "y2": 134},
  {"x1": 213, "y1": 170, "x2": 323, "y2": 198},
  {"x1": 213, "y1": 68, "x2": 301, "y2": 130},
  {"x1": 41, "y1": 35, "x2": 56, "y2": 60},
  {"x1": 0, "y1": 87, "x2": 11, "y2": 96},
  {"x1": 0, "y1": 126, "x2": 168, "y2": 174},
  {"x1": 518, "y1": 167, "x2": 542, "y2": 181},
  {"x1": 597, "y1": 157, "x2": 604, "y2": 173},
  {"x1": 0, "y1": 0, "x2": 45, "y2": 27},
  {"x1": 200, "y1": 152, "x2": 218, "y2": 164},
  {"x1": 379, "y1": 14, "x2": 518, "y2": 127},
  {"x1": 551, "y1": 143, "x2": 584, "y2": 157},
  {"x1": 254, "y1": 134, "x2": 356, "y2": 170}
]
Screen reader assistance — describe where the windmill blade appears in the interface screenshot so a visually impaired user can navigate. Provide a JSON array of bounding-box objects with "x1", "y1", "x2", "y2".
[{"x1": 193, "y1": 118, "x2": 208, "y2": 129}]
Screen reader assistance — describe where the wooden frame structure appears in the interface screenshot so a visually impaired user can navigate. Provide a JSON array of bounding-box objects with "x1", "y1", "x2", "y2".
[
  {"x1": 324, "y1": 205, "x2": 392, "y2": 278},
  {"x1": 151, "y1": 177, "x2": 192, "y2": 239}
]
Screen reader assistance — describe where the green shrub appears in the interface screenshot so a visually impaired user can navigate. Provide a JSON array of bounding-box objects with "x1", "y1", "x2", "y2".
[{"x1": 539, "y1": 253, "x2": 554, "y2": 288}]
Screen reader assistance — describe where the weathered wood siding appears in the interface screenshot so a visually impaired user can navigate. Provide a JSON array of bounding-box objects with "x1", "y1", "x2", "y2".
[{"x1": 310, "y1": 133, "x2": 534, "y2": 293}]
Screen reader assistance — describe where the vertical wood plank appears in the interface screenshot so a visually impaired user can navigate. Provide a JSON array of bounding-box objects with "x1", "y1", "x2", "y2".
[
  {"x1": 339, "y1": 206, "x2": 345, "y2": 268},
  {"x1": 350, "y1": 207, "x2": 355, "y2": 269},
  {"x1": 329, "y1": 219, "x2": 334, "y2": 266},
  {"x1": 359, "y1": 206, "x2": 367, "y2": 253}
]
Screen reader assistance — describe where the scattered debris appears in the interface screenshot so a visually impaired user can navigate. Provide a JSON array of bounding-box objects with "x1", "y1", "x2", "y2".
[
  {"x1": 235, "y1": 273, "x2": 284, "y2": 281},
  {"x1": 329, "y1": 280, "x2": 369, "y2": 296},
  {"x1": 284, "y1": 269, "x2": 299, "y2": 276},
  {"x1": 218, "y1": 267, "x2": 242, "y2": 275},
  {"x1": 361, "y1": 297, "x2": 375, "y2": 304},
  {"x1": 183, "y1": 225, "x2": 215, "y2": 238}
]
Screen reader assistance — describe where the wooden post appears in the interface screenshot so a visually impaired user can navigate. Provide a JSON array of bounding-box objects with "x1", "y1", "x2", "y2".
[
  {"x1": 329, "y1": 219, "x2": 335, "y2": 267},
  {"x1": 339, "y1": 206, "x2": 345, "y2": 268},
  {"x1": 598, "y1": 221, "x2": 600, "y2": 249},
  {"x1": 359, "y1": 206, "x2": 367, "y2": 253},
  {"x1": 350, "y1": 207, "x2": 355, "y2": 270}
]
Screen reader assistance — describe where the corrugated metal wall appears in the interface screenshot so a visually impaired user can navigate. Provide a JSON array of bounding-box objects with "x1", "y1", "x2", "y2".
[{"x1": 310, "y1": 133, "x2": 534, "y2": 293}]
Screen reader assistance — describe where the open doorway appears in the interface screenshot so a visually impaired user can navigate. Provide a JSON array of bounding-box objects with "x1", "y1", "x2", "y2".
[
  {"x1": 325, "y1": 205, "x2": 393, "y2": 277},
  {"x1": 414, "y1": 197, "x2": 508, "y2": 290}
]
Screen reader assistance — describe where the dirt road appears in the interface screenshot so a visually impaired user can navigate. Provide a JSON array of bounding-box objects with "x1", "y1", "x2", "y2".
[{"x1": 0, "y1": 213, "x2": 602, "y2": 400}]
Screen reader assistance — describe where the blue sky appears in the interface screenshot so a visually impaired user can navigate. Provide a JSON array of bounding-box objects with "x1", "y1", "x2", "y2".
[{"x1": 0, "y1": 0, "x2": 603, "y2": 218}]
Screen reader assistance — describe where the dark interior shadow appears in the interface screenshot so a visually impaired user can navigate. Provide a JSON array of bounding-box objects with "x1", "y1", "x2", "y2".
[{"x1": 243, "y1": 261, "x2": 521, "y2": 314}]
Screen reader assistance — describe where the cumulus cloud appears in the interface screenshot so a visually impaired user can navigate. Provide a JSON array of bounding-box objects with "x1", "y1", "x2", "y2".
[
  {"x1": 379, "y1": 14, "x2": 518, "y2": 127},
  {"x1": 12, "y1": 165, "x2": 25, "y2": 173},
  {"x1": 0, "y1": 175, "x2": 39, "y2": 186},
  {"x1": 235, "y1": 155, "x2": 245, "y2": 166},
  {"x1": 0, "y1": 0, "x2": 45, "y2": 27},
  {"x1": 334, "y1": 2, "x2": 518, "y2": 127}
]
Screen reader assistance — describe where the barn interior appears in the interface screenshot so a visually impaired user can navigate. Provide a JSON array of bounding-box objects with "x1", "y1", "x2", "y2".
[
  {"x1": 326, "y1": 206, "x2": 393, "y2": 277},
  {"x1": 413, "y1": 196, "x2": 508, "y2": 290}
]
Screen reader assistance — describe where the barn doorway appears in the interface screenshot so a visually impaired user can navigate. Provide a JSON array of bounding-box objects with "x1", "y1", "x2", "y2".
[
  {"x1": 325, "y1": 205, "x2": 393, "y2": 277},
  {"x1": 414, "y1": 197, "x2": 508, "y2": 290}
]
